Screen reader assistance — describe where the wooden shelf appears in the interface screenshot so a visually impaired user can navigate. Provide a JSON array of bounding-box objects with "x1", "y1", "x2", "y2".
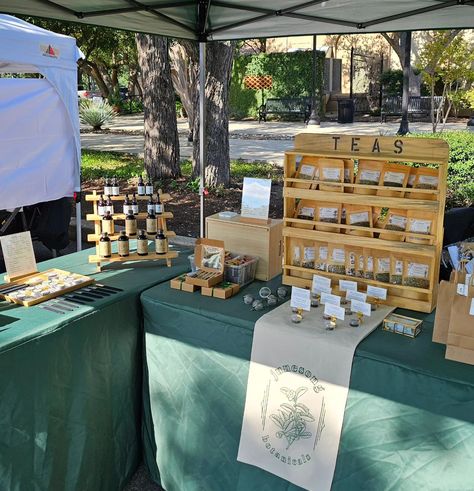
[
  {"x1": 89, "y1": 250, "x2": 178, "y2": 265},
  {"x1": 85, "y1": 192, "x2": 172, "y2": 202},
  {"x1": 86, "y1": 212, "x2": 173, "y2": 221},
  {"x1": 87, "y1": 231, "x2": 176, "y2": 242}
]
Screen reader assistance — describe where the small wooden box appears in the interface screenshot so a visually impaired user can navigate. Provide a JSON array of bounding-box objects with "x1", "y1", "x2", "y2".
[
  {"x1": 382, "y1": 313, "x2": 423, "y2": 338},
  {"x1": 206, "y1": 213, "x2": 283, "y2": 281},
  {"x1": 202, "y1": 282, "x2": 240, "y2": 299},
  {"x1": 185, "y1": 238, "x2": 225, "y2": 288},
  {"x1": 170, "y1": 274, "x2": 199, "y2": 292}
]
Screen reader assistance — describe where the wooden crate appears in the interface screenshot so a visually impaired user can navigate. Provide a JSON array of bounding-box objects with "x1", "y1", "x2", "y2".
[
  {"x1": 283, "y1": 133, "x2": 449, "y2": 313},
  {"x1": 206, "y1": 213, "x2": 283, "y2": 281}
]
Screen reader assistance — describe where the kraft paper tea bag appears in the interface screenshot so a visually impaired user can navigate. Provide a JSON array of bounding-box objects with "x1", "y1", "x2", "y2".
[
  {"x1": 327, "y1": 244, "x2": 346, "y2": 275},
  {"x1": 378, "y1": 208, "x2": 408, "y2": 242},
  {"x1": 294, "y1": 199, "x2": 317, "y2": 230},
  {"x1": 403, "y1": 257, "x2": 431, "y2": 290},
  {"x1": 315, "y1": 202, "x2": 342, "y2": 233},
  {"x1": 294, "y1": 156, "x2": 320, "y2": 190},
  {"x1": 363, "y1": 248, "x2": 374, "y2": 280},
  {"x1": 355, "y1": 160, "x2": 384, "y2": 195},
  {"x1": 408, "y1": 167, "x2": 439, "y2": 200},
  {"x1": 406, "y1": 210, "x2": 436, "y2": 245},
  {"x1": 343, "y1": 159, "x2": 355, "y2": 193},
  {"x1": 390, "y1": 254, "x2": 404, "y2": 285},
  {"x1": 374, "y1": 250, "x2": 391, "y2": 283},
  {"x1": 345, "y1": 205, "x2": 373, "y2": 237},
  {"x1": 318, "y1": 158, "x2": 344, "y2": 192},
  {"x1": 376, "y1": 162, "x2": 410, "y2": 198}
]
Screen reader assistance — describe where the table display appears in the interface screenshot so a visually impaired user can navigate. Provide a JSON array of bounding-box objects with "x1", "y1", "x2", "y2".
[
  {"x1": 282, "y1": 134, "x2": 449, "y2": 313},
  {"x1": 0, "y1": 245, "x2": 191, "y2": 491},
  {"x1": 141, "y1": 280, "x2": 474, "y2": 491}
]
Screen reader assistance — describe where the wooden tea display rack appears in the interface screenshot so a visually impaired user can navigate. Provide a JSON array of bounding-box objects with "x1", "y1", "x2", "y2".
[
  {"x1": 283, "y1": 133, "x2": 449, "y2": 313},
  {"x1": 86, "y1": 190, "x2": 178, "y2": 271}
]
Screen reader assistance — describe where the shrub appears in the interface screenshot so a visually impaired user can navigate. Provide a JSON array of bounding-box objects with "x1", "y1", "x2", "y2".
[
  {"x1": 79, "y1": 98, "x2": 116, "y2": 131},
  {"x1": 410, "y1": 131, "x2": 474, "y2": 208}
]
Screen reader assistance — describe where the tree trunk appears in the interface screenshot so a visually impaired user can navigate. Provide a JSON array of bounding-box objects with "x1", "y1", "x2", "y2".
[
  {"x1": 136, "y1": 34, "x2": 180, "y2": 180},
  {"x1": 186, "y1": 41, "x2": 234, "y2": 187},
  {"x1": 397, "y1": 31, "x2": 411, "y2": 135}
]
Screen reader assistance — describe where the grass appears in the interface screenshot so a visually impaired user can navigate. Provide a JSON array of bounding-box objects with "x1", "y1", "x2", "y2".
[{"x1": 81, "y1": 150, "x2": 282, "y2": 183}]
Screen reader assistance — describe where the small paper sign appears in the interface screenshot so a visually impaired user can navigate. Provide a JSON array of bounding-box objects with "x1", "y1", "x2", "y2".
[
  {"x1": 241, "y1": 177, "x2": 271, "y2": 220},
  {"x1": 346, "y1": 290, "x2": 367, "y2": 302},
  {"x1": 457, "y1": 283, "x2": 468, "y2": 297},
  {"x1": 0, "y1": 231, "x2": 37, "y2": 280},
  {"x1": 350, "y1": 299, "x2": 372, "y2": 317},
  {"x1": 312, "y1": 274, "x2": 331, "y2": 293},
  {"x1": 324, "y1": 303, "x2": 345, "y2": 321},
  {"x1": 447, "y1": 245, "x2": 460, "y2": 271},
  {"x1": 367, "y1": 285, "x2": 387, "y2": 300},
  {"x1": 339, "y1": 279, "x2": 357, "y2": 292},
  {"x1": 466, "y1": 258, "x2": 474, "y2": 275},
  {"x1": 470, "y1": 298, "x2": 474, "y2": 316},
  {"x1": 290, "y1": 286, "x2": 311, "y2": 312},
  {"x1": 320, "y1": 292, "x2": 341, "y2": 306}
]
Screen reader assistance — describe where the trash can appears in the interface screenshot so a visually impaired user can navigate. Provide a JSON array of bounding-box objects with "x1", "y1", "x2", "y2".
[{"x1": 337, "y1": 98, "x2": 354, "y2": 124}]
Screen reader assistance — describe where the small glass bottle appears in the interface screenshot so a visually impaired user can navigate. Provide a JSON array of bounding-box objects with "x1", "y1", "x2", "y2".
[
  {"x1": 106, "y1": 195, "x2": 114, "y2": 215},
  {"x1": 125, "y1": 209, "x2": 137, "y2": 237},
  {"x1": 145, "y1": 176, "x2": 153, "y2": 195},
  {"x1": 155, "y1": 229, "x2": 168, "y2": 255},
  {"x1": 99, "y1": 232, "x2": 111, "y2": 258},
  {"x1": 137, "y1": 229, "x2": 149, "y2": 256},
  {"x1": 147, "y1": 194, "x2": 155, "y2": 215},
  {"x1": 103, "y1": 177, "x2": 112, "y2": 196},
  {"x1": 111, "y1": 176, "x2": 119, "y2": 196},
  {"x1": 155, "y1": 193, "x2": 163, "y2": 215},
  {"x1": 117, "y1": 230, "x2": 129, "y2": 257},
  {"x1": 97, "y1": 194, "x2": 106, "y2": 216},
  {"x1": 146, "y1": 209, "x2": 157, "y2": 235},
  {"x1": 131, "y1": 193, "x2": 139, "y2": 215},
  {"x1": 102, "y1": 210, "x2": 114, "y2": 235},
  {"x1": 137, "y1": 176, "x2": 145, "y2": 196},
  {"x1": 122, "y1": 194, "x2": 131, "y2": 215}
]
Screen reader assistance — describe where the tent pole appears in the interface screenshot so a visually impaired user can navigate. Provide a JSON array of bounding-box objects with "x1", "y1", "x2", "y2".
[
  {"x1": 76, "y1": 201, "x2": 82, "y2": 251},
  {"x1": 199, "y1": 41, "x2": 206, "y2": 239}
]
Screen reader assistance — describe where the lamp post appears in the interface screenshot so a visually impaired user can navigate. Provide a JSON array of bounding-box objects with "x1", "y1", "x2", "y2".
[
  {"x1": 397, "y1": 31, "x2": 412, "y2": 136},
  {"x1": 308, "y1": 34, "x2": 320, "y2": 126}
]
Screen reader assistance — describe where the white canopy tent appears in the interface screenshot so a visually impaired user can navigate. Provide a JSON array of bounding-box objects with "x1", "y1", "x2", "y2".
[
  {"x1": 0, "y1": 14, "x2": 83, "y2": 249},
  {"x1": 1, "y1": 1, "x2": 473, "y2": 236}
]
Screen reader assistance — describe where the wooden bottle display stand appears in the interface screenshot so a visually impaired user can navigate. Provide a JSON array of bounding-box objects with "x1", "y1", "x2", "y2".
[
  {"x1": 86, "y1": 190, "x2": 178, "y2": 271},
  {"x1": 283, "y1": 134, "x2": 449, "y2": 313}
]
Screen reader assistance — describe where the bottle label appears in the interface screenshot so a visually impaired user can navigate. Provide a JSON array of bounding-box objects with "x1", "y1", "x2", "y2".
[
  {"x1": 147, "y1": 204, "x2": 155, "y2": 214},
  {"x1": 98, "y1": 205, "x2": 105, "y2": 216},
  {"x1": 132, "y1": 204, "x2": 139, "y2": 214},
  {"x1": 126, "y1": 220, "x2": 137, "y2": 236},
  {"x1": 99, "y1": 240, "x2": 111, "y2": 257},
  {"x1": 118, "y1": 240, "x2": 129, "y2": 256},
  {"x1": 137, "y1": 239, "x2": 148, "y2": 255},
  {"x1": 155, "y1": 238, "x2": 168, "y2": 254},
  {"x1": 147, "y1": 218, "x2": 157, "y2": 233},
  {"x1": 145, "y1": 185, "x2": 153, "y2": 195},
  {"x1": 155, "y1": 204, "x2": 163, "y2": 214},
  {"x1": 138, "y1": 185, "x2": 145, "y2": 195},
  {"x1": 123, "y1": 205, "x2": 130, "y2": 215},
  {"x1": 102, "y1": 220, "x2": 113, "y2": 234},
  {"x1": 104, "y1": 186, "x2": 111, "y2": 195},
  {"x1": 106, "y1": 205, "x2": 114, "y2": 215},
  {"x1": 112, "y1": 186, "x2": 119, "y2": 196}
]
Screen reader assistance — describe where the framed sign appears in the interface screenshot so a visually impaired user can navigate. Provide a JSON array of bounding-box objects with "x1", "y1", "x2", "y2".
[{"x1": 241, "y1": 177, "x2": 271, "y2": 222}]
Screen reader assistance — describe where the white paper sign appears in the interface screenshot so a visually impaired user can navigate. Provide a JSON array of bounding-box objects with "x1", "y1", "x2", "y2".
[
  {"x1": 324, "y1": 303, "x2": 345, "y2": 321},
  {"x1": 466, "y1": 259, "x2": 474, "y2": 275},
  {"x1": 290, "y1": 287, "x2": 311, "y2": 312},
  {"x1": 346, "y1": 290, "x2": 367, "y2": 302},
  {"x1": 320, "y1": 292, "x2": 341, "y2": 306},
  {"x1": 350, "y1": 300, "x2": 372, "y2": 317},
  {"x1": 457, "y1": 283, "x2": 468, "y2": 297},
  {"x1": 447, "y1": 245, "x2": 460, "y2": 271},
  {"x1": 470, "y1": 298, "x2": 474, "y2": 316},
  {"x1": 367, "y1": 285, "x2": 387, "y2": 300},
  {"x1": 312, "y1": 275, "x2": 331, "y2": 293},
  {"x1": 0, "y1": 231, "x2": 37, "y2": 280},
  {"x1": 241, "y1": 177, "x2": 271, "y2": 220},
  {"x1": 339, "y1": 280, "x2": 357, "y2": 292}
]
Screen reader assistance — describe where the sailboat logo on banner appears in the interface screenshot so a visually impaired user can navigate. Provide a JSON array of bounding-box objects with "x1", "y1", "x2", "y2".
[{"x1": 40, "y1": 44, "x2": 60, "y2": 58}]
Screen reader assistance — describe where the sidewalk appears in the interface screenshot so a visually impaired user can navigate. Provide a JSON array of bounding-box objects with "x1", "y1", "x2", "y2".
[{"x1": 81, "y1": 115, "x2": 467, "y2": 165}]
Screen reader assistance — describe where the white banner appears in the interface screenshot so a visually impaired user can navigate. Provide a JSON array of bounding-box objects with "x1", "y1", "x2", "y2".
[{"x1": 238, "y1": 301, "x2": 394, "y2": 491}]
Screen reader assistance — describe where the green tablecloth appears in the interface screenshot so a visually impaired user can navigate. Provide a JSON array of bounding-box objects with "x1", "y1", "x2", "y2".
[
  {"x1": 141, "y1": 280, "x2": 474, "y2": 491},
  {"x1": 0, "y1": 245, "x2": 190, "y2": 491}
]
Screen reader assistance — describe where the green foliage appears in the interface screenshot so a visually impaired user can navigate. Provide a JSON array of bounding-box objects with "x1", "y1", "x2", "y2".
[
  {"x1": 410, "y1": 131, "x2": 474, "y2": 207},
  {"x1": 79, "y1": 99, "x2": 116, "y2": 131},
  {"x1": 81, "y1": 150, "x2": 143, "y2": 180},
  {"x1": 380, "y1": 69, "x2": 403, "y2": 96},
  {"x1": 230, "y1": 51, "x2": 325, "y2": 119}
]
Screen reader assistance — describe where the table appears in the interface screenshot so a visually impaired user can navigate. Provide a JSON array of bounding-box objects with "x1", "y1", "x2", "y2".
[
  {"x1": 0, "y1": 245, "x2": 191, "y2": 491},
  {"x1": 141, "y1": 279, "x2": 474, "y2": 491}
]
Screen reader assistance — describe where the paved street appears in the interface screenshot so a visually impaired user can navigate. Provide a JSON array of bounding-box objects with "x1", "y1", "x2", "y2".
[{"x1": 81, "y1": 115, "x2": 467, "y2": 165}]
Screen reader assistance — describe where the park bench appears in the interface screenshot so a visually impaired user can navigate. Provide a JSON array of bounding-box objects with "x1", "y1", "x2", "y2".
[
  {"x1": 380, "y1": 95, "x2": 443, "y2": 123},
  {"x1": 259, "y1": 97, "x2": 311, "y2": 123}
]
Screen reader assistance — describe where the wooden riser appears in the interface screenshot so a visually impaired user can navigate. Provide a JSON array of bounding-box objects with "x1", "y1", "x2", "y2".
[
  {"x1": 87, "y1": 231, "x2": 176, "y2": 242},
  {"x1": 89, "y1": 251, "x2": 178, "y2": 264},
  {"x1": 86, "y1": 191, "x2": 172, "y2": 202},
  {"x1": 86, "y1": 212, "x2": 173, "y2": 221}
]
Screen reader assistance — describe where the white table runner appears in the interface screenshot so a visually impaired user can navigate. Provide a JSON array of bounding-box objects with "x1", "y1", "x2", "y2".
[{"x1": 238, "y1": 301, "x2": 394, "y2": 491}]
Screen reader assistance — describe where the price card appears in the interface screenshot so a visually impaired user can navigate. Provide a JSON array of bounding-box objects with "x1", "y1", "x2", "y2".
[
  {"x1": 457, "y1": 283, "x2": 468, "y2": 297},
  {"x1": 339, "y1": 279, "x2": 357, "y2": 292},
  {"x1": 0, "y1": 231, "x2": 37, "y2": 280},
  {"x1": 470, "y1": 298, "x2": 474, "y2": 316},
  {"x1": 350, "y1": 299, "x2": 372, "y2": 317},
  {"x1": 367, "y1": 285, "x2": 387, "y2": 300},
  {"x1": 466, "y1": 259, "x2": 474, "y2": 275},
  {"x1": 324, "y1": 303, "x2": 345, "y2": 321},
  {"x1": 346, "y1": 290, "x2": 367, "y2": 302},
  {"x1": 312, "y1": 274, "x2": 331, "y2": 294},
  {"x1": 290, "y1": 286, "x2": 311, "y2": 312},
  {"x1": 320, "y1": 292, "x2": 341, "y2": 306}
]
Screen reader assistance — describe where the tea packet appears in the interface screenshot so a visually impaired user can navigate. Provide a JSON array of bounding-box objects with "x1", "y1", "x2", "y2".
[
  {"x1": 409, "y1": 167, "x2": 439, "y2": 200},
  {"x1": 355, "y1": 160, "x2": 384, "y2": 195},
  {"x1": 390, "y1": 254, "x2": 404, "y2": 285},
  {"x1": 406, "y1": 210, "x2": 436, "y2": 245},
  {"x1": 301, "y1": 242, "x2": 316, "y2": 269},
  {"x1": 345, "y1": 205, "x2": 373, "y2": 237},
  {"x1": 345, "y1": 246, "x2": 363, "y2": 277},
  {"x1": 374, "y1": 251, "x2": 391, "y2": 283},
  {"x1": 327, "y1": 245, "x2": 346, "y2": 275},
  {"x1": 315, "y1": 242, "x2": 328, "y2": 271},
  {"x1": 294, "y1": 156, "x2": 319, "y2": 190},
  {"x1": 291, "y1": 240, "x2": 302, "y2": 267},
  {"x1": 403, "y1": 258, "x2": 431, "y2": 290},
  {"x1": 318, "y1": 158, "x2": 344, "y2": 192},
  {"x1": 363, "y1": 248, "x2": 374, "y2": 280},
  {"x1": 344, "y1": 159, "x2": 355, "y2": 193},
  {"x1": 315, "y1": 202, "x2": 342, "y2": 233},
  {"x1": 378, "y1": 208, "x2": 408, "y2": 242},
  {"x1": 294, "y1": 199, "x2": 317, "y2": 230},
  {"x1": 376, "y1": 163, "x2": 410, "y2": 197}
]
